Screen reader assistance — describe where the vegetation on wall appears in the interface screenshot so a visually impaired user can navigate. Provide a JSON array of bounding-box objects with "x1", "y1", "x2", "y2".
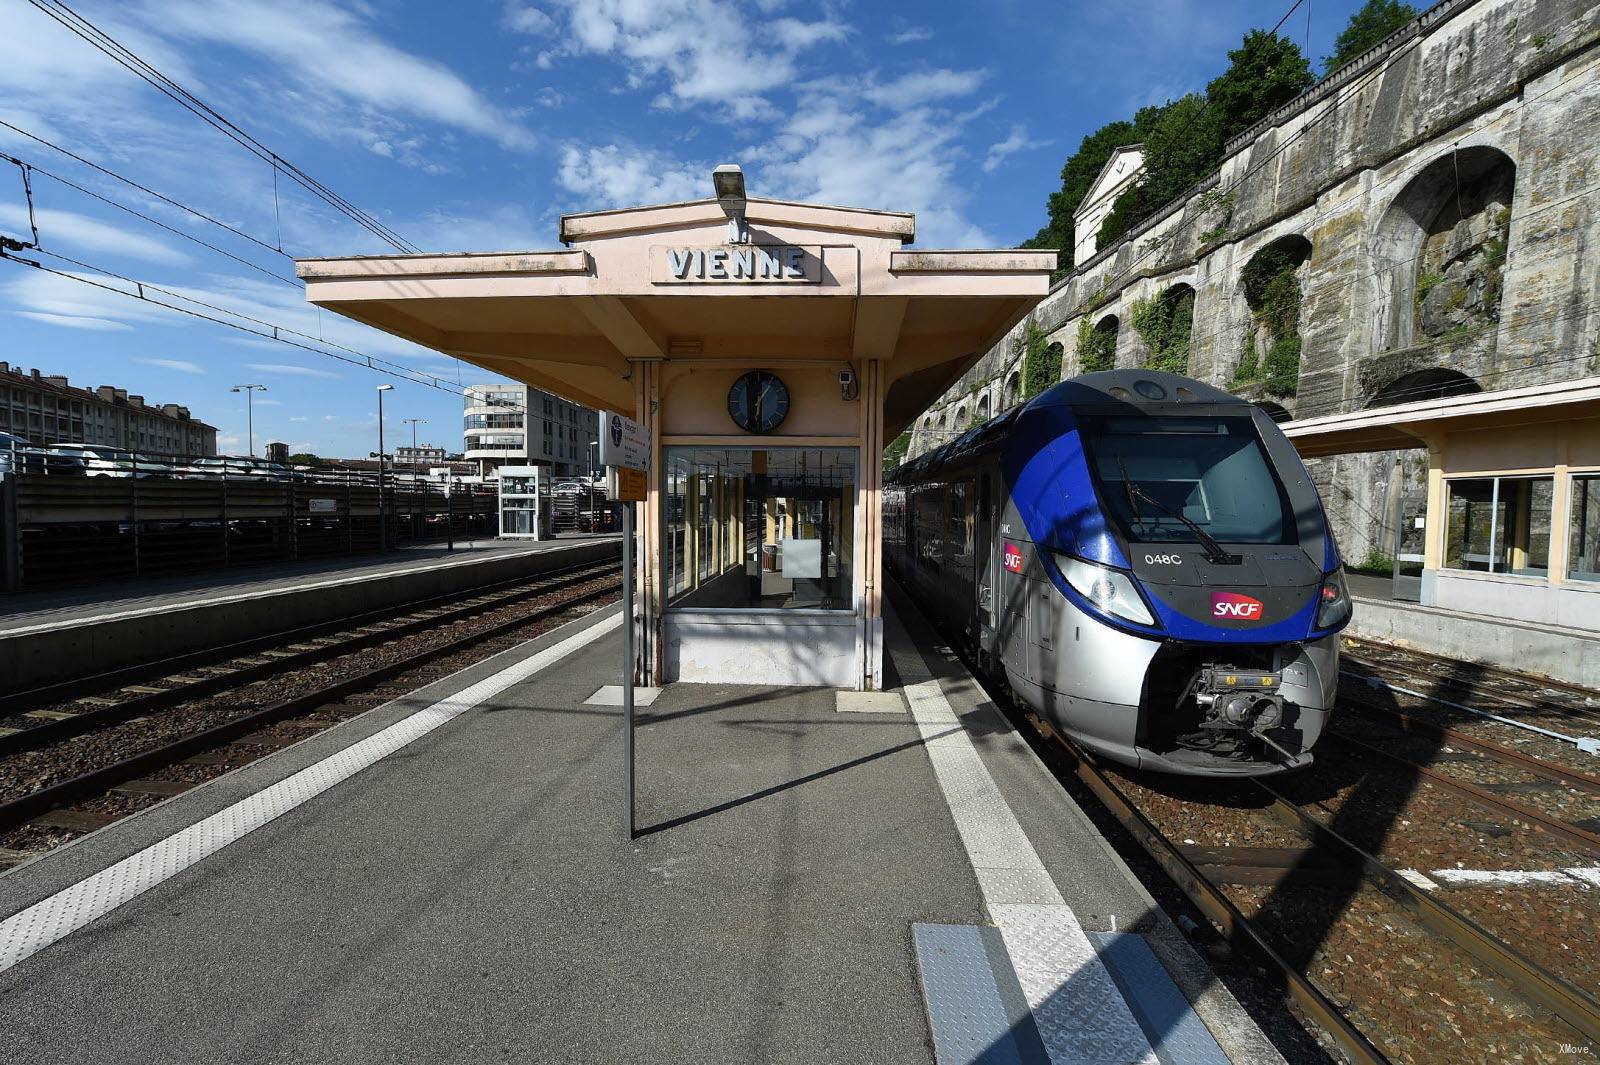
[
  {"x1": 1025, "y1": 3, "x2": 1402, "y2": 264},
  {"x1": 1075, "y1": 317, "x2": 1117, "y2": 374},
  {"x1": 1324, "y1": 1, "x2": 1417, "y2": 74},
  {"x1": 1019, "y1": 323, "x2": 1063, "y2": 399},
  {"x1": 883, "y1": 431, "x2": 911, "y2": 474},
  {"x1": 1130, "y1": 288, "x2": 1195, "y2": 375},
  {"x1": 1234, "y1": 245, "x2": 1307, "y2": 397}
]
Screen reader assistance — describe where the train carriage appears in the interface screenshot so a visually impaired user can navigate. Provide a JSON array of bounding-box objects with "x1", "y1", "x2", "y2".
[{"x1": 886, "y1": 370, "x2": 1353, "y2": 776}]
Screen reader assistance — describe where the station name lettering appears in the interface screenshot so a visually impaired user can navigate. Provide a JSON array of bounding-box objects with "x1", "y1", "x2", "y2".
[{"x1": 660, "y1": 245, "x2": 811, "y2": 283}]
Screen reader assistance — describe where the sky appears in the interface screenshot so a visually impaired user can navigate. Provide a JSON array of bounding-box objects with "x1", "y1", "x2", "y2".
[{"x1": 0, "y1": 0, "x2": 1371, "y2": 458}]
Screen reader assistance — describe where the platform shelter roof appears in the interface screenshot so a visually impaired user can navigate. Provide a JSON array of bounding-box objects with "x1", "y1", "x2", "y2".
[
  {"x1": 1283, "y1": 376, "x2": 1600, "y2": 458},
  {"x1": 296, "y1": 195, "x2": 1055, "y2": 438}
]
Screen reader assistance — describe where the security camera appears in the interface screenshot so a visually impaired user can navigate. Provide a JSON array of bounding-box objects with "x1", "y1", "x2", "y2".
[{"x1": 839, "y1": 367, "x2": 858, "y2": 401}]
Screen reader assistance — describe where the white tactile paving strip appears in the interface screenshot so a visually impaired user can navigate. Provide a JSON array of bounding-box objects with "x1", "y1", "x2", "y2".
[
  {"x1": 895, "y1": 615, "x2": 1161, "y2": 1064},
  {"x1": 0, "y1": 611, "x2": 622, "y2": 974}
]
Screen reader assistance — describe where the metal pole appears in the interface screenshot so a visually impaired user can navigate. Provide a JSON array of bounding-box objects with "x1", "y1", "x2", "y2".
[
  {"x1": 246, "y1": 389, "x2": 254, "y2": 458},
  {"x1": 378, "y1": 389, "x2": 387, "y2": 553},
  {"x1": 623, "y1": 500, "x2": 635, "y2": 839}
]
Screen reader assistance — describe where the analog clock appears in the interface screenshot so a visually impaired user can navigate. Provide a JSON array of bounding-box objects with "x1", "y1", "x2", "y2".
[{"x1": 727, "y1": 371, "x2": 790, "y2": 433}]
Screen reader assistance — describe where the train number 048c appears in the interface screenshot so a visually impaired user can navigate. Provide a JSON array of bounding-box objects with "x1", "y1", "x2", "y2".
[{"x1": 1144, "y1": 553, "x2": 1183, "y2": 565}]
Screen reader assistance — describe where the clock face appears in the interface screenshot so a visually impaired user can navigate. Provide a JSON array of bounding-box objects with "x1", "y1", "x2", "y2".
[{"x1": 727, "y1": 371, "x2": 790, "y2": 433}]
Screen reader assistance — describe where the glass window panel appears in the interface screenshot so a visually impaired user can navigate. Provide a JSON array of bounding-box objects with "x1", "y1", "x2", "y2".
[
  {"x1": 1570, "y1": 475, "x2": 1600, "y2": 583},
  {"x1": 1444, "y1": 478, "x2": 1499, "y2": 572},
  {"x1": 665, "y1": 447, "x2": 856, "y2": 611},
  {"x1": 1444, "y1": 476, "x2": 1553, "y2": 575},
  {"x1": 1509, "y1": 477, "x2": 1553, "y2": 576}
]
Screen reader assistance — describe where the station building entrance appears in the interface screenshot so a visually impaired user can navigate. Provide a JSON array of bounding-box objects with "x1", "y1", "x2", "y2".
[{"x1": 296, "y1": 175, "x2": 1054, "y2": 689}]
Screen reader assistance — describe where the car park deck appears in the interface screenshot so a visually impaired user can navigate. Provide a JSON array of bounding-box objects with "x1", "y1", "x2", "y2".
[
  {"x1": 0, "y1": 582, "x2": 1281, "y2": 1065},
  {"x1": 0, "y1": 536, "x2": 619, "y2": 692}
]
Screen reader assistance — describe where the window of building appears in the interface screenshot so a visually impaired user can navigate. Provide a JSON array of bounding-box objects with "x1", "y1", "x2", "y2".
[
  {"x1": 1569, "y1": 474, "x2": 1600, "y2": 583},
  {"x1": 1443, "y1": 475, "x2": 1554, "y2": 576},
  {"x1": 664, "y1": 447, "x2": 856, "y2": 611}
]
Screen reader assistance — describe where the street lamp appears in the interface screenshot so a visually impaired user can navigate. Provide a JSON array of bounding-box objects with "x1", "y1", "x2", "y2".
[
  {"x1": 587, "y1": 438, "x2": 599, "y2": 529},
  {"x1": 230, "y1": 384, "x2": 266, "y2": 457},
  {"x1": 712, "y1": 163, "x2": 748, "y2": 244},
  {"x1": 374, "y1": 384, "x2": 394, "y2": 552},
  {"x1": 401, "y1": 417, "x2": 427, "y2": 468}
]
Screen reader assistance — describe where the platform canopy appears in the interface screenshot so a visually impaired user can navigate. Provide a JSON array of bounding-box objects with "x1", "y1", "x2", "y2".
[
  {"x1": 296, "y1": 192, "x2": 1056, "y2": 439},
  {"x1": 1284, "y1": 376, "x2": 1600, "y2": 457}
]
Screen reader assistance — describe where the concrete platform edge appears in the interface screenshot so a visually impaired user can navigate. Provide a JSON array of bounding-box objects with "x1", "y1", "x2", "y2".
[
  {"x1": 0, "y1": 600, "x2": 623, "y2": 919},
  {"x1": 2, "y1": 538, "x2": 621, "y2": 692},
  {"x1": 1350, "y1": 595, "x2": 1600, "y2": 689}
]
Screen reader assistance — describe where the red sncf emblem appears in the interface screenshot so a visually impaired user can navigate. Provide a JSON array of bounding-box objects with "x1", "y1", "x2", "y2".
[
  {"x1": 1211, "y1": 592, "x2": 1265, "y2": 620},
  {"x1": 1002, "y1": 541, "x2": 1024, "y2": 573}
]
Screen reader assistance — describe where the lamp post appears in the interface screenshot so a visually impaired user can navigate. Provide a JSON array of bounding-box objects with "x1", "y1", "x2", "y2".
[
  {"x1": 401, "y1": 417, "x2": 427, "y2": 468},
  {"x1": 374, "y1": 384, "x2": 394, "y2": 552},
  {"x1": 230, "y1": 384, "x2": 266, "y2": 457},
  {"x1": 587, "y1": 438, "x2": 599, "y2": 530}
]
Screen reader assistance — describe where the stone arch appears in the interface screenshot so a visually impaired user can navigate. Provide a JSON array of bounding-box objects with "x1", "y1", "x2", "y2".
[
  {"x1": 1233, "y1": 234, "x2": 1313, "y2": 397},
  {"x1": 976, "y1": 393, "x2": 991, "y2": 424},
  {"x1": 1003, "y1": 370, "x2": 1022, "y2": 409},
  {"x1": 953, "y1": 403, "x2": 968, "y2": 430},
  {"x1": 1132, "y1": 283, "x2": 1195, "y2": 374},
  {"x1": 1365, "y1": 367, "x2": 1482, "y2": 409},
  {"x1": 1255, "y1": 401, "x2": 1293, "y2": 423},
  {"x1": 1077, "y1": 314, "x2": 1119, "y2": 374},
  {"x1": 1373, "y1": 145, "x2": 1515, "y2": 351}
]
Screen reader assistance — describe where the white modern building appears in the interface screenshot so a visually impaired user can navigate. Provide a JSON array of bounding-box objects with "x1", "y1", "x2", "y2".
[{"x1": 463, "y1": 383, "x2": 598, "y2": 478}]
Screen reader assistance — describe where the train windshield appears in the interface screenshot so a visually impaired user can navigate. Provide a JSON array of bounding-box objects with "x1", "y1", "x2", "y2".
[{"x1": 1082, "y1": 415, "x2": 1296, "y2": 545}]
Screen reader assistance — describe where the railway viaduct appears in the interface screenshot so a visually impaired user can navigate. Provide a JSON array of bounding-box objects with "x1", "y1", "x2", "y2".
[{"x1": 907, "y1": 0, "x2": 1600, "y2": 561}]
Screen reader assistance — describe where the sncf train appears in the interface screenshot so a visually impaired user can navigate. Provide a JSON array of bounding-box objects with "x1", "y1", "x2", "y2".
[{"x1": 885, "y1": 370, "x2": 1352, "y2": 776}]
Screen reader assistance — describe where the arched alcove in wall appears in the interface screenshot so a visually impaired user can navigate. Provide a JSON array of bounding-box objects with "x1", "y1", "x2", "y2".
[
  {"x1": 976, "y1": 393, "x2": 991, "y2": 424},
  {"x1": 1132, "y1": 284, "x2": 1195, "y2": 374},
  {"x1": 1003, "y1": 371, "x2": 1021, "y2": 409},
  {"x1": 1372, "y1": 146, "x2": 1516, "y2": 351},
  {"x1": 1077, "y1": 314, "x2": 1119, "y2": 374},
  {"x1": 1234, "y1": 234, "x2": 1312, "y2": 397},
  {"x1": 1365, "y1": 367, "x2": 1482, "y2": 408}
]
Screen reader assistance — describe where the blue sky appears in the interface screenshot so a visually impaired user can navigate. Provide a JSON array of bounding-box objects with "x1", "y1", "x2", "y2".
[{"x1": 0, "y1": 0, "x2": 1369, "y2": 458}]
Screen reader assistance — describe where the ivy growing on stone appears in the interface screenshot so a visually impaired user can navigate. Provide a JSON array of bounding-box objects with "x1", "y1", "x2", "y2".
[
  {"x1": 1075, "y1": 317, "x2": 1117, "y2": 374},
  {"x1": 1018, "y1": 323, "x2": 1063, "y2": 399},
  {"x1": 1130, "y1": 287, "x2": 1194, "y2": 375},
  {"x1": 1235, "y1": 244, "x2": 1306, "y2": 397}
]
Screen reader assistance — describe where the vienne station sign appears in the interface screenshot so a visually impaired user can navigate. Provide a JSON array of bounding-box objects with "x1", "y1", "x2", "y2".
[{"x1": 651, "y1": 244, "x2": 822, "y2": 284}]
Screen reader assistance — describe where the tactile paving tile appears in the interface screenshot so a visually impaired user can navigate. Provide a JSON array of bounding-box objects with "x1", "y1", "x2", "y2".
[
  {"x1": 974, "y1": 866, "x2": 1068, "y2": 907},
  {"x1": 914, "y1": 923, "x2": 1041, "y2": 1065},
  {"x1": 1088, "y1": 932, "x2": 1230, "y2": 1065},
  {"x1": 0, "y1": 612, "x2": 623, "y2": 974}
]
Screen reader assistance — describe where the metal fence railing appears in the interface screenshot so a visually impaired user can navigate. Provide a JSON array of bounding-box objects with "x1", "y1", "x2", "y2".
[{"x1": 0, "y1": 446, "x2": 498, "y2": 592}]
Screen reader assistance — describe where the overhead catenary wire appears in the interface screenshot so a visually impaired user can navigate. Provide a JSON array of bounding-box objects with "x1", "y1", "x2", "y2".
[{"x1": 22, "y1": 0, "x2": 419, "y2": 254}]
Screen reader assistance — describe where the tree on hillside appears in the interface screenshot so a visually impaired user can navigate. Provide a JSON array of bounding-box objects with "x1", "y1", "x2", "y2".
[
  {"x1": 1324, "y1": 0, "x2": 1416, "y2": 74},
  {"x1": 1095, "y1": 30, "x2": 1313, "y2": 248},
  {"x1": 1021, "y1": 119, "x2": 1140, "y2": 280}
]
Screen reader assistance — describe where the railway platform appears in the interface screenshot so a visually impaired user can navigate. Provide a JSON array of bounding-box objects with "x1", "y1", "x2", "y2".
[
  {"x1": 0, "y1": 582, "x2": 1284, "y2": 1065},
  {"x1": 0, "y1": 535, "x2": 620, "y2": 693}
]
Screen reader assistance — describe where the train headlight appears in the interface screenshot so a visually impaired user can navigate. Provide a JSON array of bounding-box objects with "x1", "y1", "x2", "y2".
[
  {"x1": 1054, "y1": 554, "x2": 1155, "y2": 627},
  {"x1": 1315, "y1": 567, "x2": 1352, "y2": 630}
]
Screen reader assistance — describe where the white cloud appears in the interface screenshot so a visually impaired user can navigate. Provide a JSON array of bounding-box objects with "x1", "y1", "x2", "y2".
[
  {"x1": 862, "y1": 69, "x2": 986, "y2": 112},
  {"x1": 503, "y1": 3, "x2": 555, "y2": 35},
  {"x1": 887, "y1": 27, "x2": 932, "y2": 45},
  {"x1": 246, "y1": 362, "x2": 340, "y2": 379},
  {"x1": 254, "y1": 398, "x2": 283, "y2": 405},
  {"x1": 0, "y1": 205, "x2": 192, "y2": 266},
  {"x1": 982, "y1": 125, "x2": 1049, "y2": 173},
  {"x1": 16, "y1": 310, "x2": 132, "y2": 331},
  {"x1": 136, "y1": 357, "x2": 206, "y2": 374},
  {"x1": 538, "y1": 1, "x2": 847, "y2": 120},
  {"x1": 557, "y1": 144, "x2": 706, "y2": 209},
  {"x1": 7, "y1": 269, "x2": 175, "y2": 332},
  {"x1": 141, "y1": 0, "x2": 533, "y2": 150},
  {"x1": 217, "y1": 432, "x2": 243, "y2": 449}
]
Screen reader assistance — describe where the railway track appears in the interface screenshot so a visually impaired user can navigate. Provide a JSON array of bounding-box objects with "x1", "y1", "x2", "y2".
[
  {"x1": 949, "y1": 632, "x2": 1600, "y2": 1063},
  {"x1": 0, "y1": 559, "x2": 622, "y2": 867}
]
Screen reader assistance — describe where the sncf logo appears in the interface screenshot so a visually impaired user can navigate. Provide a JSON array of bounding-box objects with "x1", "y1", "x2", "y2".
[
  {"x1": 1002, "y1": 541, "x2": 1024, "y2": 573},
  {"x1": 1211, "y1": 592, "x2": 1265, "y2": 620}
]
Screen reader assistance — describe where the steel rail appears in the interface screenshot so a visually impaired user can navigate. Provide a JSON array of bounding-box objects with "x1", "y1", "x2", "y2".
[
  {"x1": 1342, "y1": 638, "x2": 1600, "y2": 713},
  {"x1": 1321, "y1": 729, "x2": 1600, "y2": 855},
  {"x1": 0, "y1": 583, "x2": 619, "y2": 832},
  {"x1": 0, "y1": 559, "x2": 621, "y2": 756},
  {"x1": 1336, "y1": 693, "x2": 1600, "y2": 794},
  {"x1": 1254, "y1": 779, "x2": 1600, "y2": 1045},
  {"x1": 0, "y1": 547, "x2": 621, "y2": 715},
  {"x1": 1019, "y1": 708, "x2": 1390, "y2": 1065}
]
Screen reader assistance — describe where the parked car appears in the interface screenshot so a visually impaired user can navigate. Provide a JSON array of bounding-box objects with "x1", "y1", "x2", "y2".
[{"x1": 47, "y1": 445, "x2": 174, "y2": 478}]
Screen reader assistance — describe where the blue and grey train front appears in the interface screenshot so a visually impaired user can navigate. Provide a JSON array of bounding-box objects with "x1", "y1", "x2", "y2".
[{"x1": 999, "y1": 371, "x2": 1351, "y2": 776}]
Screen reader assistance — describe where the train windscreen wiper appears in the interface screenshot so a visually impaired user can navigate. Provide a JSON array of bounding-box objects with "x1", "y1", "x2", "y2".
[{"x1": 1113, "y1": 461, "x2": 1235, "y2": 564}]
